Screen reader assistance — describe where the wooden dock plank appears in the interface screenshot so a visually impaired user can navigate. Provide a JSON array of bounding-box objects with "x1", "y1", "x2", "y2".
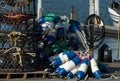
[
  {"x1": 0, "y1": 71, "x2": 50, "y2": 80},
  {"x1": 81, "y1": 23, "x2": 118, "y2": 37},
  {"x1": 105, "y1": 25, "x2": 118, "y2": 37}
]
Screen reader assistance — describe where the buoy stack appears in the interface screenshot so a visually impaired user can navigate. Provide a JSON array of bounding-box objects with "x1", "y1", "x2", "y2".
[
  {"x1": 50, "y1": 50, "x2": 102, "y2": 80},
  {"x1": 36, "y1": 14, "x2": 106, "y2": 80}
]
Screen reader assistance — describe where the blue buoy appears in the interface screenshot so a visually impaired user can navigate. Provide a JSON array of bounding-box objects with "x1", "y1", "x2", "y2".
[
  {"x1": 67, "y1": 64, "x2": 80, "y2": 78},
  {"x1": 76, "y1": 58, "x2": 89, "y2": 80},
  {"x1": 56, "y1": 56, "x2": 81, "y2": 75},
  {"x1": 38, "y1": 16, "x2": 46, "y2": 24},
  {"x1": 52, "y1": 51, "x2": 77, "y2": 68}
]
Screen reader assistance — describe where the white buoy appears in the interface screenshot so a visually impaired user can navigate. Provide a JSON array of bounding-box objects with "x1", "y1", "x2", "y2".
[
  {"x1": 89, "y1": 55, "x2": 101, "y2": 79},
  {"x1": 52, "y1": 51, "x2": 77, "y2": 68},
  {"x1": 41, "y1": 21, "x2": 54, "y2": 35},
  {"x1": 67, "y1": 64, "x2": 80, "y2": 78}
]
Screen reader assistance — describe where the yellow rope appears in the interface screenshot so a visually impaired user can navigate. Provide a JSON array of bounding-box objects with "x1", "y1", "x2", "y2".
[
  {"x1": 117, "y1": 16, "x2": 120, "y2": 59},
  {"x1": 8, "y1": 31, "x2": 25, "y2": 46}
]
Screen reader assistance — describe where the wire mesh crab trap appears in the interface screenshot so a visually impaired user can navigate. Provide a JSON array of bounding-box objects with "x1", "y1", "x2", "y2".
[{"x1": 0, "y1": 0, "x2": 38, "y2": 72}]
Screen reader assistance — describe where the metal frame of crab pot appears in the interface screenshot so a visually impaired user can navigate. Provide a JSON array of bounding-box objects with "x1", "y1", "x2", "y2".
[{"x1": 0, "y1": 0, "x2": 39, "y2": 72}]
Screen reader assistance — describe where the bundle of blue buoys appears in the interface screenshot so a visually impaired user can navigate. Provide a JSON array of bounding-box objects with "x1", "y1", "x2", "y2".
[
  {"x1": 36, "y1": 13, "x2": 108, "y2": 80},
  {"x1": 51, "y1": 50, "x2": 107, "y2": 80}
]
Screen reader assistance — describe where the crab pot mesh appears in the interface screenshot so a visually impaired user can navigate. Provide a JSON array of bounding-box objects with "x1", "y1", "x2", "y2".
[
  {"x1": 0, "y1": 0, "x2": 38, "y2": 72},
  {"x1": 0, "y1": 52, "x2": 37, "y2": 72}
]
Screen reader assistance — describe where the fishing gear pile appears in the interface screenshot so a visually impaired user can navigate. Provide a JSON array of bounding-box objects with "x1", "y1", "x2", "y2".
[
  {"x1": 36, "y1": 14, "x2": 107, "y2": 80},
  {"x1": 0, "y1": 1, "x2": 106, "y2": 79},
  {"x1": 51, "y1": 50, "x2": 101, "y2": 80}
]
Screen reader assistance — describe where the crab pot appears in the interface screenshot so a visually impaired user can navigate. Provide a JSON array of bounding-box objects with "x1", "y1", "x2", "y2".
[{"x1": 0, "y1": 0, "x2": 39, "y2": 72}]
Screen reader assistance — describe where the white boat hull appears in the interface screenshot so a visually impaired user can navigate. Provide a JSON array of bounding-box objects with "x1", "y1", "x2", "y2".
[{"x1": 108, "y1": 7, "x2": 120, "y2": 26}]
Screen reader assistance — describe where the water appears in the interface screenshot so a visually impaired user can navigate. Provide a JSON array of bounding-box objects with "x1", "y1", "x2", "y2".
[
  {"x1": 42, "y1": 0, "x2": 120, "y2": 60},
  {"x1": 42, "y1": 0, "x2": 113, "y2": 25}
]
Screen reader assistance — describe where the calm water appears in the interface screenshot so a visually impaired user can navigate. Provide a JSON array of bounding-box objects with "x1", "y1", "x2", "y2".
[
  {"x1": 42, "y1": 0, "x2": 120, "y2": 60},
  {"x1": 42, "y1": 0, "x2": 113, "y2": 25}
]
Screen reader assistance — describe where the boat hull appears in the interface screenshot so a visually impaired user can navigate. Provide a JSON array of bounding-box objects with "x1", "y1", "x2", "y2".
[{"x1": 108, "y1": 7, "x2": 120, "y2": 26}]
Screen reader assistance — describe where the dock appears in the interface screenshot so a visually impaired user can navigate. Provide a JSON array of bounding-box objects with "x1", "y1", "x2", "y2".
[
  {"x1": 81, "y1": 23, "x2": 118, "y2": 37},
  {"x1": 105, "y1": 25, "x2": 118, "y2": 37},
  {"x1": 0, "y1": 71, "x2": 50, "y2": 80}
]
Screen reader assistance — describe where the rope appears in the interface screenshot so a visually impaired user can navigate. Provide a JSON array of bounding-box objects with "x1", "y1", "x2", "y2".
[
  {"x1": 7, "y1": 31, "x2": 25, "y2": 46},
  {"x1": 60, "y1": 15, "x2": 69, "y2": 22},
  {"x1": 3, "y1": 47, "x2": 23, "y2": 66},
  {"x1": 3, "y1": 47, "x2": 21, "y2": 54},
  {"x1": 76, "y1": 29, "x2": 89, "y2": 50},
  {"x1": 3, "y1": 46, "x2": 36, "y2": 67},
  {"x1": 26, "y1": 53, "x2": 36, "y2": 57},
  {"x1": 117, "y1": 16, "x2": 120, "y2": 60}
]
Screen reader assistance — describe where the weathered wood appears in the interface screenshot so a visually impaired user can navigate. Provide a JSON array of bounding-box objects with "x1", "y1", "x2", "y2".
[
  {"x1": 0, "y1": 71, "x2": 50, "y2": 80},
  {"x1": 105, "y1": 25, "x2": 118, "y2": 37},
  {"x1": 81, "y1": 23, "x2": 118, "y2": 37}
]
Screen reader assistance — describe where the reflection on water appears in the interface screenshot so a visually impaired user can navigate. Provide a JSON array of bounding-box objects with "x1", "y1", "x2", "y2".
[{"x1": 42, "y1": 0, "x2": 113, "y2": 25}]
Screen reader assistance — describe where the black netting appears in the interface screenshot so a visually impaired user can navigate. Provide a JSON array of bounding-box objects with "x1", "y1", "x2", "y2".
[
  {"x1": 0, "y1": 0, "x2": 37, "y2": 72},
  {"x1": 0, "y1": 52, "x2": 37, "y2": 72}
]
